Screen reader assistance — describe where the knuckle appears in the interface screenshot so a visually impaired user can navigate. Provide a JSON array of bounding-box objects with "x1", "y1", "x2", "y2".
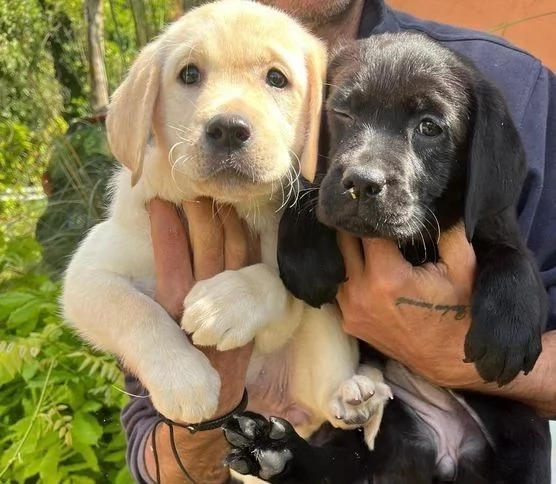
[{"x1": 371, "y1": 273, "x2": 400, "y2": 295}]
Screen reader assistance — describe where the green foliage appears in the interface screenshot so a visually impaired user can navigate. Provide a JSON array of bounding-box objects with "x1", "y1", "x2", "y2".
[
  {"x1": 0, "y1": 2, "x2": 189, "y2": 481},
  {"x1": 0, "y1": 119, "x2": 66, "y2": 194},
  {"x1": 0, "y1": 0, "x2": 64, "y2": 127},
  {"x1": 0, "y1": 232, "x2": 132, "y2": 483},
  {"x1": 35, "y1": 119, "x2": 117, "y2": 276},
  {"x1": 0, "y1": 0, "x2": 67, "y2": 193}
]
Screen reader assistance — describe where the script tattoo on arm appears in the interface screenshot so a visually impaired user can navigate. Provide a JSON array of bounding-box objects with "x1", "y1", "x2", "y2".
[{"x1": 395, "y1": 297, "x2": 470, "y2": 320}]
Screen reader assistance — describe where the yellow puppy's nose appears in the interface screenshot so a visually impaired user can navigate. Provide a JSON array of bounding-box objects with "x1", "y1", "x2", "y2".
[{"x1": 205, "y1": 114, "x2": 252, "y2": 151}]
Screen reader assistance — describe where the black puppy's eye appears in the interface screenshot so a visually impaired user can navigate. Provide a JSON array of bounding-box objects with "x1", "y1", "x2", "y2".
[
  {"x1": 332, "y1": 108, "x2": 354, "y2": 123},
  {"x1": 179, "y1": 64, "x2": 201, "y2": 85},
  {"x1": 266, "y1": 68, "x2": 288, "y2": 88},
  {"x1": 416, "y1": 119, "x2": 443, "y2": 137}
]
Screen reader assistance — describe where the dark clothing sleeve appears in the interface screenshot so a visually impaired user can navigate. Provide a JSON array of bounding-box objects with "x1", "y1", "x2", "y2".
[
  {"x1": 121, "y1": 373, "x2": 158, "y2": 484},
  {"x1": 516, "y1": 66, "x2": 556, "y2": 330},
  {"x1": 121, "y1": 374, "x2": 238, "y2": 483}
]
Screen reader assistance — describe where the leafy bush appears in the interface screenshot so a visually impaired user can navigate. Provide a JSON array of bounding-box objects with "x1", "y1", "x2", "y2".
[
  {"x1": 0, "y1": 232, "x2": 132, "y2": 483},
  {"x1": 35, "y1": 118, "x2": 116, "y2": 277},
  {"x1": 0, "y1": 2, "x2": 201, "y2": 481}
]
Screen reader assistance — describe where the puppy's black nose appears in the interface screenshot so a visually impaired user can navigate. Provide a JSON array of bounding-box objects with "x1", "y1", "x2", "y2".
[
  {"x1": 343, "y1": 167, "x2": 386, "y2": 197},
  {"x1": 205, "y1": 114, "x2": 251, "y2": 151}
]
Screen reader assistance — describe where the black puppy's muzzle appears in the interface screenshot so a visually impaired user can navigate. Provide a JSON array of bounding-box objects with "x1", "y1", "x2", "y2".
[
  {"x1": 342, "y1": 165, "x2": 387, "y2": 200},
  {"x1": 317, "y1": 160, "x2": 417, "y2": 239}
]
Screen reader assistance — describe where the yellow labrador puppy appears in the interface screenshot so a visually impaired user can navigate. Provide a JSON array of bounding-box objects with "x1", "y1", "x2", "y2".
[{"x1": 62, "y1": 0, "x2": 391, "y2": 447}]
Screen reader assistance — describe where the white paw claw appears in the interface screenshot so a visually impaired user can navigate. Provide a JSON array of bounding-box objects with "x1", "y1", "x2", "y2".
[{"x1": 328, "y1": 374, "x2": 392, "y2": 428}]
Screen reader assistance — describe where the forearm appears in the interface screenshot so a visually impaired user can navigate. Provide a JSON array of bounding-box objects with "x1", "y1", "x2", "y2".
[
  {"x1": 462, "y1": 331, "x2": 556, "y2": 418},
  {"x1": 407, "y1": 325, "x2": 556, "y2": 417}
]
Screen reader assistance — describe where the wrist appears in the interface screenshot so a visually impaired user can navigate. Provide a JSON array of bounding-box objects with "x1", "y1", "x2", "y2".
[
  {"x1": 145, "y1": 422, "x2": 230, "y2": 484},
  {"x1": 404, "y1": 319, "x2": 479, "y2": 388},
  {"x1": 460, "y1": 331, "x2": 556, "y2": 416}
]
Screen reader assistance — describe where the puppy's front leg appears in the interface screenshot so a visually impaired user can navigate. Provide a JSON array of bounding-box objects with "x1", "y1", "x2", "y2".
[
  {"x1": 64, "y1": 265, "x2": 221, "y2": 423},
  {"x1": 181, "y1": 263, "x2": 304, "y2": 352},
  {"x1": 464, "y1": 215, "x2": 547, "y2": 385}
]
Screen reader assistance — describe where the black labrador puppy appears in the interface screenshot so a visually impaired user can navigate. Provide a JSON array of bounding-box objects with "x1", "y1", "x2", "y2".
[{"x1": 223, "y1": 33, "x2": 551, "y2": 483}]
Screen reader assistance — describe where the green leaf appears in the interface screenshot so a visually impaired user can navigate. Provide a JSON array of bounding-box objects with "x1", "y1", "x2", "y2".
[
  {"x1": 6, "y1": 299, "x2": 42, "y2": 331},
  {"x1": 0, "y1": 292, "x2": 34, "y2": 308},
  {"x1": 80, "y1": 400, "x2": 102, "y2": 413},
  {"x1": 39, "y1": 444, "x2": 63, "y2": 484},
  {"x1": 71, "y1": 411, "x2": 102, "y2": 446},
  {"x1": 71, "y1": 440, "x2": 99, "y2": 472},
  {"x1": 114, "y1": 466, "x2": 134, "y2": 484},
  {"x1": 21, "y1": 359, "x2": 40, "y2": 381}
]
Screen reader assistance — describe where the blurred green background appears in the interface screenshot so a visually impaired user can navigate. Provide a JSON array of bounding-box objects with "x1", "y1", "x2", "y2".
[{"x1": 0, "y1": 1, "x2": 202, "y2": 482}]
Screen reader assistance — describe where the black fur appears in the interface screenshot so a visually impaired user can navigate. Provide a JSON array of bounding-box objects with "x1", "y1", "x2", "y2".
[
  {"x1": 277, "y1": 175, "x2": 346, "y2": 308},
  {"x1": 225, "y1": 33, "x2": 551, "y2": 483},
  {"x1": 224, "y1": 396, "x2": 550, "y2": 483},
  {"x1": 290, "y1": 32, "x2": 548, "y2": 385}
]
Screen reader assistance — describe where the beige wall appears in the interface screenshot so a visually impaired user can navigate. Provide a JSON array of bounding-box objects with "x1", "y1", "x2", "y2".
[{"x1": 388, "y1": 0, "x2": 556, "y2": 70}]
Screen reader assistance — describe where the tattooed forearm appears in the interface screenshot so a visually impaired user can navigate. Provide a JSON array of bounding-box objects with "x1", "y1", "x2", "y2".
[{"x1": 395, "y1": 297, "x2": 469, "y2": 320}]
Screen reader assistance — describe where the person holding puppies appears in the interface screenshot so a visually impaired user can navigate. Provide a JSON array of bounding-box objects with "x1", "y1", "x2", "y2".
[{"x1": 121, "y1": 0, "x2": 556, "y2": 482}]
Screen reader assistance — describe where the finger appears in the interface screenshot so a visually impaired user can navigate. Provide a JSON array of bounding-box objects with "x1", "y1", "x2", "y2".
[
  {"x1": 218, "y1": 204, "x2": 250, "y2": 270},
  {"x1": 183, "y1": 198, "x2": 224, "y2": 280},
  {"x1": 148, "y1": 198, "x2": 194, "y2": 320},
  {"x1": 361, "y1": 237, "x2": 411, "y2": 278},
  {"x1": 337, "y1": 232, "x2": 364, "y2": 279},
  {"x1": 247, "y1": 231, "x2": 261, "y2": 265},
  {"x1": 437, "y1": 223, "x2": 476, "y2": 286}
]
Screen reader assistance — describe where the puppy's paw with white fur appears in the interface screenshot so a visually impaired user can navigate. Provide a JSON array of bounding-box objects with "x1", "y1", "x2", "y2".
[
  {"x1": 142, "y1": 352, "x2": 221, "y2": 424},
  {"x1": 327, "y1": 374, "x2": 392, "y2": 430},
  {"x1": 182, "y1": 267, "x2": 283, "y2": 350}
]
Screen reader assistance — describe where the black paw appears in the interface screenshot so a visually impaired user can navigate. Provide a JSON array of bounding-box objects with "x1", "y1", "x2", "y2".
[
  {"x1": 223, "y1": 412, "x2": 304, "y2": 482},
  {"x1": 464, "y1": 258, "x2": 546, "y2": 385},
  {"x1": 278, "y1": 181, "x2": 345, "y2": 308}
]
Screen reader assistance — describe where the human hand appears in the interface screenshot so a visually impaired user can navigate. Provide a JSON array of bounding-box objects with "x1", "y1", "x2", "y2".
[
  {"x1": 145, "y1": 198, "x2": 259, "y2": 484},
  {"x1": 336, "y1": 224, "x2": 482, "y2": 388},
  {"x1": 149, "y1": 197, "x2": 259, "y2": 416}
]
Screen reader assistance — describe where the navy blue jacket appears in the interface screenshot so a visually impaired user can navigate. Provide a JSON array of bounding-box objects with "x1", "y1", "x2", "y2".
[
  {"x1": 123, "y1": 2, "x2": 556, "y2": 483},
  {"x1": 360, "y1": 0, "x2": 556, "y2": 330}
]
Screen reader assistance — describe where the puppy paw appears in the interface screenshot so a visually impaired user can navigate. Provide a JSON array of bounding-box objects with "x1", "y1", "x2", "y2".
[
  {"x1": 328, "y1": 374, "x2": 393, "y2": 429},
  {"x1": 142, "y1": 352, "x2": 221, "y2": 423},
  {"x1": 223, "y1": 412, "x2": 302, "y2": 482},
  {"x1": 182, "y1": 266, "x2": 284, "y2": 350},
  {"x1": 464, "y1": 311, "x2": 542, "y2": 386},
  {"x1": 464, "y1": 248, "x2": 546, "y2": 386},
  {"x1": 278, "y1": 192, "x2": 346, "y2": 308}
]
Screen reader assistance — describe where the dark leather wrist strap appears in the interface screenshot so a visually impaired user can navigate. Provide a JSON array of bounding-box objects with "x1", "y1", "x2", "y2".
[{"x1": 158, "y1": 388, "x2": 249, "y2": 434}]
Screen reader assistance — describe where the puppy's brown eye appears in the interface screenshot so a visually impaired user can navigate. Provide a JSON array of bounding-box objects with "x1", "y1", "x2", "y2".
[
  {"x1": 417, "y1": 119, "x2": 442, "y2": 137},
  {"x1": 266, "y1": 69, "x2": 288, "y2": 88},
  {"x1": 179, "y1": 64, "x2": 201, "y2": 85}
]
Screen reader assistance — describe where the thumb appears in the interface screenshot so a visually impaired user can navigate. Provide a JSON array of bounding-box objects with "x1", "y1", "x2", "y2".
[
  {"x1": 361, "y1": 237, "x2": 412, "y2": 279},
  {"x1": 437, "y1": 223, "x2": 476, "y2": 286}
]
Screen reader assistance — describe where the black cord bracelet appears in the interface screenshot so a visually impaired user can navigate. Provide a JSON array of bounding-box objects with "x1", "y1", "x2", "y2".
[{"x1": 158, "y1": 388, "x2": 249, "y2": 433}]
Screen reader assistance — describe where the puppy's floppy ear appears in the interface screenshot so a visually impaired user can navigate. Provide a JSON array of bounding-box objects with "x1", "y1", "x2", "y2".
[
  {"x1": 300, "y1": 38, "x2": 327, "y2": 183},
  {"x1": 464, "y1": 76, "x2": 526, "y2": 240},
  {"x1": 106, "y1": 40, "x2": 162, "y2": 186}
]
